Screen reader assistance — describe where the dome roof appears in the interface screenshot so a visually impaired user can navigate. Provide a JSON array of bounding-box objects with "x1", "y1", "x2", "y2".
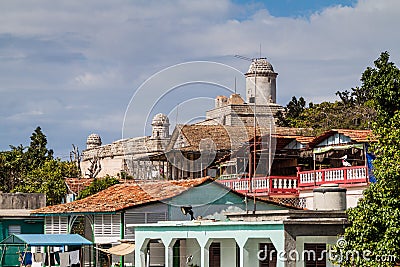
[
  {"x1": 246, "y1": 58, "x2": 275, "y2": 74},
  {"x1": 86, "y1": 133, "x2": 102, "y2": 146},
  {"x1": 152, "y1": 113, "x2": 170, "y2": 126}
]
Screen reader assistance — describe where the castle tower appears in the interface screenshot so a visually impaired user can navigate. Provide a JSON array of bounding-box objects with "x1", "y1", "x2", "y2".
[
  {"x1": 245, "y1": 58, "x2": 278, "y2": 105},
  {"x1": 86, "y1": 133, "x2": 102, "y2": 149},
  {"x1": 151, "y1": 113, "x2": 170, "y2": 139}
]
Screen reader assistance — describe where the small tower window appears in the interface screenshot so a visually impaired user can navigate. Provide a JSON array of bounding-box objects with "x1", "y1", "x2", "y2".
[{"x1": 157, "y1": 131, "x2": 160, "y2": 137}]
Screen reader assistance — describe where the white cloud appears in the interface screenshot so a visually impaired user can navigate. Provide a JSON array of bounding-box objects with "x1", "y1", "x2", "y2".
[{"x1": 1, "y1": 0, "x2": 400, "y2": 155}]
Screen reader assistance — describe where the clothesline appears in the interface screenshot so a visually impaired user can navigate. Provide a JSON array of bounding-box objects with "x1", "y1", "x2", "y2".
[{"x1": 20, "y1": 250, "x2": 80, "y2": 267}]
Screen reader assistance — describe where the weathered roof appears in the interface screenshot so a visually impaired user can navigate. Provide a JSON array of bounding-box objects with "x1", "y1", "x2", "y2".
[
  {"x1": 307, "y1": 129, "x2": 375, "y2": 148},
  {"x1": 32, "y1": 177, "x2": 295, "y2": 215},
  {"x1": 65, "y1": 178, "x2": 94, "y2": 195},
  {"x1": 32, "y1": 177, "x2": 210, "y2": 215},
  {"x1": 170, "y1": 125, "x2": 269, "y2": 152}
]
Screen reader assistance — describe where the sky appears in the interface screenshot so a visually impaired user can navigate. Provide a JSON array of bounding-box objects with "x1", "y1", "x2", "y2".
[{"x1": 1, "y1": 0, "x2": 400, "y2": 159}]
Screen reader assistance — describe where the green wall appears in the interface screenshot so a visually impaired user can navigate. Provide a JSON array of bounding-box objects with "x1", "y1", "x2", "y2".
[{"x1": 0, "y1": 218, "x2": 44, "y2": 267}]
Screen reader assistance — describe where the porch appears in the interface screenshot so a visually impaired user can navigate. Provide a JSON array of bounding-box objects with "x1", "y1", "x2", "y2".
[
  {"x1": 133, "y1": 221, "x2": 286, "y2": 267},
  {"x1": 297, "y1": 166, "x2": 368, "y2": 188},
  {"x1": 217, "y1": 175, "x2": 298, "y2": 196},
  {"x1": 217, "y1": 165, "x2": 368, "y2": 197}
]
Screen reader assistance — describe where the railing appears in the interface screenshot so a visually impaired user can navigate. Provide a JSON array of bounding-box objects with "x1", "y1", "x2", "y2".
[
  {"x1": 218, "y1": 176, "x2": 298, "y2": 195},
  {"x1": 298, "y1": 166, "x2": 368, "y2": 187}
]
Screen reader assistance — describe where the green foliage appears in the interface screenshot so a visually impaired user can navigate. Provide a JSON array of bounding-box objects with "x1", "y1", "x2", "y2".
[
  {"x1": 26, "y1": 126, "x2": 54, "y2": 170},
  {"x1": 361, "y1": 51, "x2": 400, "y2": 125},
  {"x1": 278, "y1": 98, "x2": 375, "y2": 132},
  {"x1": 338, "y1": 52, "x2": 400, "y2": 266},
  {"x1": 0, "y1": 126, "x2": 79, "y2": 205},
  {"x1": 277, "y1": 96, "x2": 306, "y2": 127},
  {"x1": 13, "y1": 159, "x2": 73, "y2": 206},
  {"x1": 77, "y1": 175, "x2": 119, "y2": 200}
]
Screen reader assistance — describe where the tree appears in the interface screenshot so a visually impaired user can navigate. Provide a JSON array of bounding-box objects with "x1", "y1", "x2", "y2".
[
  {"x1": 277, "y1": 96, "x2": 306, "y2": 127},
  {"x1": 77, "y1": 175, "x2": 119, "y2": 200},
  {"x1": 338, "y1": 52, "x2": 400, "y2": 266},
  {"x1": 13, "y1": 159, "x2": 78, "y2": 205},
  {"x1": 26, "y1": 126, "x2": 54, "y2": 169},
  {"x1": 0, "y1": 126, "x2": 80, "y2": 205},
  {"x1": 361, "y1": 51, "x2": 400, "y2": 125}
]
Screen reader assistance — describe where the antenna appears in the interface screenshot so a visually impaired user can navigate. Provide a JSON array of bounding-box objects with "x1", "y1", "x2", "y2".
[
  {"x1": 234, "y1": 55, "x2": 254, "y2": 62},
  {"x1": 234, "y1": 54, "x2": 259, "y2": 194},
  {"x1": 175, "y1": 102, "x2": 179, "y2": 126},
  {"x1": 234, "y1": 77, "x2": 237, "y2": 94}
]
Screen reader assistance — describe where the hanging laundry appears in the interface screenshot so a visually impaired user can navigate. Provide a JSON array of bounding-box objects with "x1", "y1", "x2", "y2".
[
  {"x1": 69, "y1": 250, "x2": 80, "y2": 266},
  {"x1": 59, "y1": 252, "x2": 70, "y2": 267}
]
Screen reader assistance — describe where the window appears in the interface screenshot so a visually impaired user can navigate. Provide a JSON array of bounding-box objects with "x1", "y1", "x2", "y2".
[
  {"x1": 124, "y1": 212, "x2": 167, "y2": 239},
  {"x1": 94, "y1": 214, "x2": 121, "y2": 236},
  {"x1": 209, "y1": 242, "x2": 221, "y2": 267},
  {"x1": 8, "y1": 225, "x2": 21, "y2": 235},
  {"x1": 259, "y1": 243, "x2": 277, "y2": 267},
  {"x1": 45, "y1": 216, "x2": 68, "y2": 234},
  {"x1": 304, "y1": 243, "x2": 326, "y2": 267}
]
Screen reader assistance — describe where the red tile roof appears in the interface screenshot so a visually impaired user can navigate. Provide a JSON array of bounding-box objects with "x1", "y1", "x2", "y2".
[
  {"x1": 32, "y1": 177, "x2": 210, "y2": 214},
  {"x1": 65, "y1": 178, "x2": 94, "y2": 195},
  {"x1": 32, "y1": 177, "x2": 295, "y2": 215}
]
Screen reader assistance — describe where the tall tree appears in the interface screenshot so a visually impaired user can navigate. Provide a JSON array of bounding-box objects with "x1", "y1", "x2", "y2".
[
  {"x1": 26, "y1": 126, "x2": 54, "y2": 169},
  {"x1": 339, "y1": 52, "x2": 400, "y2": 266}
]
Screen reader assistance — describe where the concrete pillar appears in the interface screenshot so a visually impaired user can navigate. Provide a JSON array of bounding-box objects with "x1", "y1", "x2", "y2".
[
  {"x1": 198, "y1": 239, "x2": 211, "y2": 267},
  {"x1": 135, "y1": 238, "x2": 150, "y2": 267},
  {"x1": 162, "y1": 238, "x2": 176, "y2": 267},
  {"x1": 235, "y1": 237, "x2": 248, "y2": 267}
]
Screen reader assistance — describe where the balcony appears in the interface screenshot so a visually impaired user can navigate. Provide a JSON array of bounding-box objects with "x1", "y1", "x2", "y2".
[
  {"x1": 217, "y1": 175, "x2": 298, "y2": 196},
  {"x1": 297, "y1": 166, "x2": 368, "y2": 188},
  {"x1": 217, "y1": 166, "x2": 369, "y2": 196}
]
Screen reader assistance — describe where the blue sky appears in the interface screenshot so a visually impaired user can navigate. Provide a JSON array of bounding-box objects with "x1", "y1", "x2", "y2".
[
  {"x1": 0, "y1": 0, "x2": 399, "y2": 159},
  {"x1": 234, "y1": 0, "x2": 357, "y2": 17}
]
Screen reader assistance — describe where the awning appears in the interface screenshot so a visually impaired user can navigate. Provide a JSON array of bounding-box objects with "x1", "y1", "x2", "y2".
[
  {"x1": 96, "y1": 243, "x2": 135, "y2": 256},
  {"x1": 0, "y1": 234, "x2": 92, "y2": 246},
  {"x1": 313, "y1": 143, "x2": 364, "y2": 154}
]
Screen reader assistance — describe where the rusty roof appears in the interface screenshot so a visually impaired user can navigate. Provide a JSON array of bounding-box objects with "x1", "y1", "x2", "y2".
[
  {"x1": 33, "y1": 177, "x2": 210, "y2": 214},
  {"x1": 173, "y1": 125, "x2": 268, "y2": 152},
  {"x1": 32, "y1": 177, "x2": 294, "y2": 215},
  {"x1": 65, "y1": 178, "x2": 94, "y2": 195},
  {"x1": 307, "y1": 129, "x2": 375, "y2": 148}
]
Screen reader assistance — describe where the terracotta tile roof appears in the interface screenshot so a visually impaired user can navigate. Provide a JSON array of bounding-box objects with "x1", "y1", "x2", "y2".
[
  {"x1": 65, "y1": 178, "x2": 94, "y2": 195},
  {"x1": 32, "y1": 177, "x2": 210, "y2": 215},
  {"x1": 307, "y1": 129, "x2": 375, "y2": 148}
]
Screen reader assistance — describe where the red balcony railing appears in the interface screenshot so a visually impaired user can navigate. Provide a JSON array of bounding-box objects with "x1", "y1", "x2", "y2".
[
  {"x1": 218, "y1": 166, "x2": 369, "y2": 196},
  {"x1": 217, "y1": 176, "x2": 298, "y2": 196},
  {"x1": 297, "y1": 166, "x2": 368, "y2": 188}
]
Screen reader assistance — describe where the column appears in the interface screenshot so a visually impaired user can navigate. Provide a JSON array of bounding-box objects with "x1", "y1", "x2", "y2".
[
  {"x1": 162, "y1": 238, "x2": 176, "y2": 267},
  {"x1": 198, "y1": 239, "x2": 211, "y2": 267},
  {"x1": 235, "y1": 237, "x2": 247, "y2": 267}
]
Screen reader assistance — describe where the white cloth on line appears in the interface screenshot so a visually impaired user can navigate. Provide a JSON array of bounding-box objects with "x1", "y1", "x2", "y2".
[
  {"x1": 69, "y1": 250, "x2": 80, "y2": 265},
  {"x1": 59, "y1": 252, "x2": 70, "y2": 267}
]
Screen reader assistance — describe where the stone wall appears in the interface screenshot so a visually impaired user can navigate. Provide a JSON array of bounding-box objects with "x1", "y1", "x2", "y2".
[
  {"x1": 206, "y1": 103, "x2": 283, "y2": 126},
  {"x1": 0, "y1": 193, "x2": 46, "y2": 209}
]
